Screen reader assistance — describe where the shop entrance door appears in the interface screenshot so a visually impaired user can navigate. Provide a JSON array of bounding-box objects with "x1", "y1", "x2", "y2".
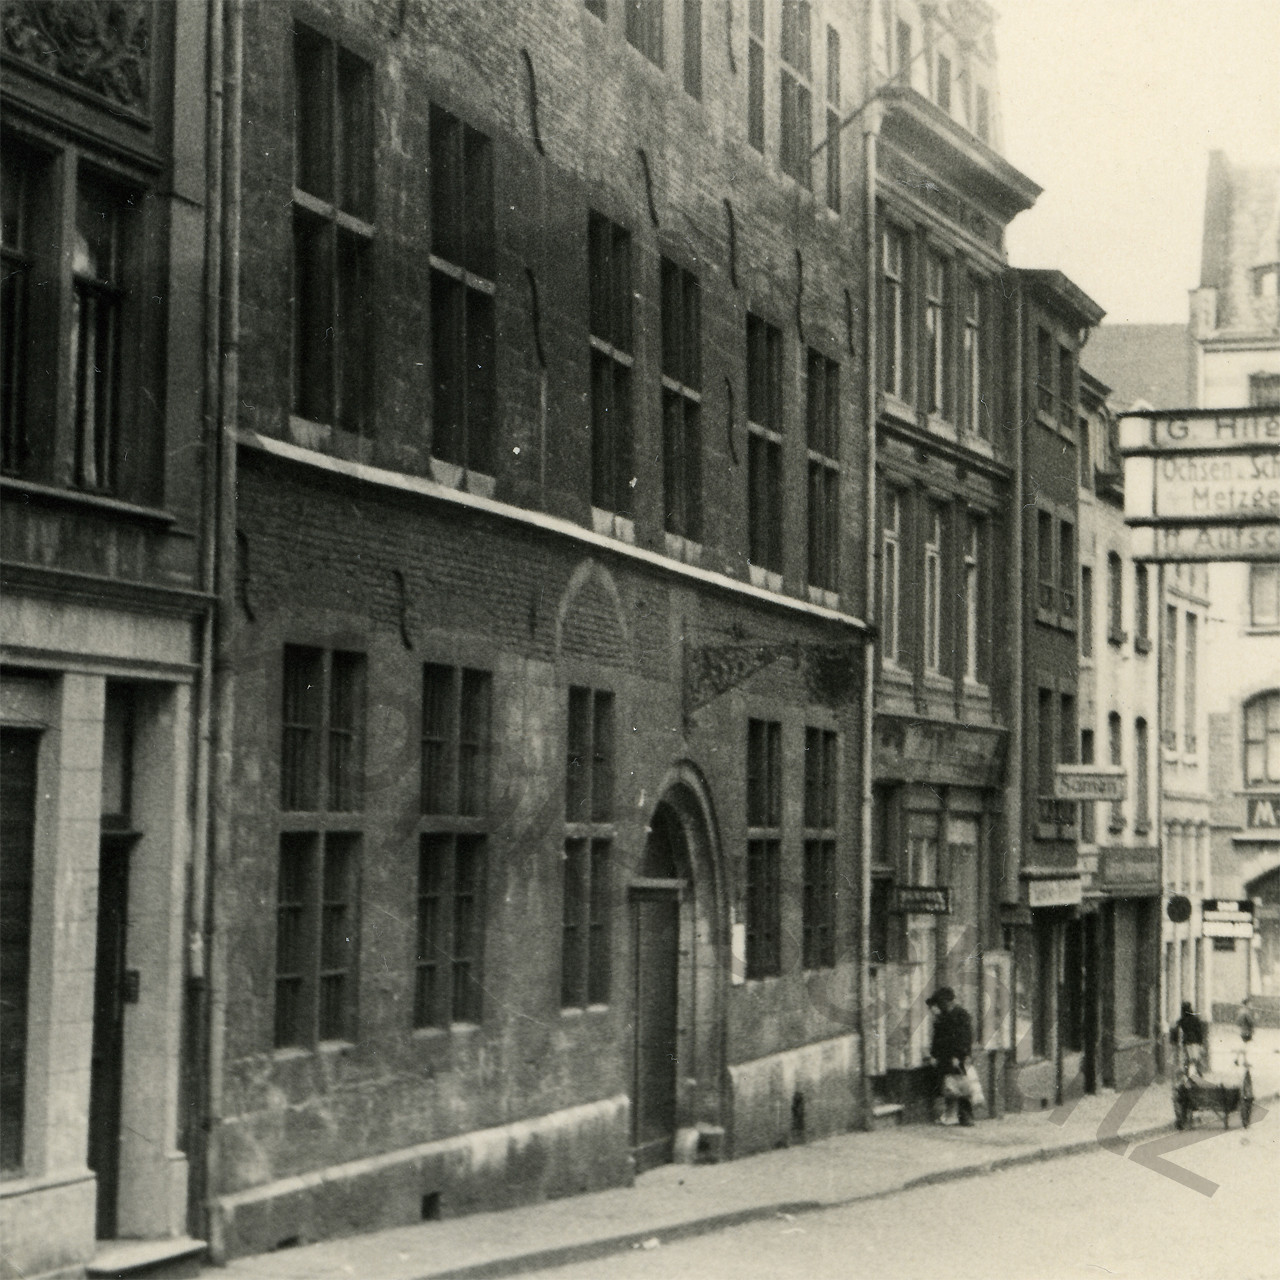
[
  {"x1": 88, "y1": 836, "x2": 131, "y2": 1239},
  {"x1": 631, "y1": 882, "x2": 681, "y2": 1172}
]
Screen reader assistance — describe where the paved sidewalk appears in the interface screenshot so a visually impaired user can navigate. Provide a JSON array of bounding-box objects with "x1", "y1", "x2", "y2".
[{"x1": 220, "y1": 1027, "x2": 1280, "y2": 1280}]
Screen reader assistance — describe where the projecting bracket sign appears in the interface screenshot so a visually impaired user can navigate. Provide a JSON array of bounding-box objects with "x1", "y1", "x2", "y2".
[
  {"x1": 1118, "y1": 407, "x2": 1280, "y2": 562},
  {"x1": 1055, "y1": 765, "x2": 1126, "y2": 802}
]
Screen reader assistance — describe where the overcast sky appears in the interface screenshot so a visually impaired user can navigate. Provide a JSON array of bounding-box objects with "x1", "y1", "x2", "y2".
[{"x1": 996, "y1": 0, "x2": 1280, "y2": 326}]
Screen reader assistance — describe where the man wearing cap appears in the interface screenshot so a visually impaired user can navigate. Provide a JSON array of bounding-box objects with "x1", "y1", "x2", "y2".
[{"x1": 927, "y1": 986, "x2": 975, "y2": 1126}]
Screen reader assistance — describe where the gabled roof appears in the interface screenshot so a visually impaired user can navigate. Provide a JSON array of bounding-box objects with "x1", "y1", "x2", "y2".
[{"x1": 1084, "y1": 324, "x2": 1195, "y2": 411}]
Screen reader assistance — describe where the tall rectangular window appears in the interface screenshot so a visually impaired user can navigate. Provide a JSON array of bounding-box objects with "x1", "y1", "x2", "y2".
[
  {"x1": 275, "y1": 832, "x2": 360, "y2": 1048},
  {"x1": 746, "y1": 718, "x2": 782, "y2": 978},
  {"x1": 1036, "y1": 327, "x2": 1054, "y2": 416},
  {"x1": 1037, "y1": 510, "x2": 1055, "y2": 614},
  {"x1": 779, "y1": 1, "x2": 813, "y2": 186},
  {"x1": 1249, "y1": 564, "x2": 1280, "y2": 628},
  {"x1": 975, "y1": 85, "x2": 990, "y2": 141},
  {"x1": 963, "y1": 518, "x2": 981, "y2": 682},
  {"x1": 748, "y1": 0, "x2": 765, "y2": 151},
  {"x1": 421, "y1": 665, "x2": 491, "y2": 817},
  {"x1": 935, "y1": 53, "x2": 951, "y2": 111},
  {"x1": 1059, "y1": 520, "x2": 1075, "y2": 621},
  {"x1": 1161, "y1": 604, "x2": 1178, "y2": 748},
  {"x1": 1184, "y1": 613, "x2": 1197, "y2": 753},
  {"x1": 281, "y1": 646, "x2": 365, "y2": 813},
  {"x1": 1059, "y1": 693, "x2": 1077, "y2": 826},
  {"x1": 803, "y1": 727, "x2": 837, "y2": 970},
  {"x1": 1036, "y1": 688, "x2": 1055, "y2": 825},
  {"x1": 924, "y1": 251, "x2": 948, "y2": 417},
  {"x1": 563, "y1": 688, "x2": 615, "y2": 1007},
  {"x1": 1134, "y1": 718, "x2": 1150, "y2": 831},
  {"x1": 661, "y1": 259, "x2": 702, "y2": 541},
  {"x1": 1135, "y1": 564, "x2": 1150, "y2": 648},
  {"x1": 1244, "y1": 694, "x2": 1280, "y2": 785},
  {"x1": 1078, "y1": 413, "x2": 1092, "y2": 487},
  {"x1": 415, "y1": 832, "x2": 485, "y2": 1027},
  {"x1": 1080, "y1": 565, "x2": 1094, "y2": 658},
  {"x1": 430, "y1": 106, "x2": 496, "y2": 473},
  {"x1": 825, "y1": 25, "x2": 841, "y2": 210},
  {"x1": 1057, "y1": 344, "x2": 1075, "y2": 431},
  {"x1": 683, "y1": 0, "x2": 702, "y2": 97},
  {"x1": 961, "y1": 276, "x2": 984, "y2": 436},
  {"x1": 923, "y1": 506, "x2": 943, "y2": 674},
  {"x1": 746, "y1": 314, "x2": 784, "y2": 575},
  {"x1": 293, "y1": 28, "x2": 374, "y2": 435},
  {"x1": 806, "y1": 351, "x2": 840, "y2": 593},
  {"x1": 1108, "y1": 712, "x2": 1124, "y2": 831},
  {"x1": 1080, "y1": 728, "x2": 1096, "y2": 843},
  {"x1": 589, "y1": 212, "x2": 634, "y2": 516},
  {"x1": 882, "y1": 490, "x2": 902, "y2": 664},
  {"x1": 881, "y1": 224, "x2": 910, "y2": 399},
  {"x1": 1, "y1": 143, "x2": 38, "y2": 478},
  {"x1": 626, "y1": 0, "x2": 664, "y2": 64},
  {"x1": 1107, "y1": 552, "x2": 1124, "y2": 643}
]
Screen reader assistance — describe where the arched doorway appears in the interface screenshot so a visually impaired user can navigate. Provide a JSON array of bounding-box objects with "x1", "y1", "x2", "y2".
[{"x1": 630, "y1": 779, "x2": 725, "y2": 1171}]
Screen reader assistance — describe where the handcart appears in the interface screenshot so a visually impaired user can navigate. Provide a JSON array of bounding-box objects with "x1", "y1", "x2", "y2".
[{"x1": 1172, "y1": 1044, "x2": 1254, "y2": 1130}]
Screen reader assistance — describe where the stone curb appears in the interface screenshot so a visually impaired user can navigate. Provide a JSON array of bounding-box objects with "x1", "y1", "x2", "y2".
[{"x1": 396, "y1": 1121, "x2": 1180, "y2": 1280}]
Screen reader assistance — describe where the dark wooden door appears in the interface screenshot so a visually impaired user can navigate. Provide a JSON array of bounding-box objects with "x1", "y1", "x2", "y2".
[
  {"x1": 88, "y1": 837, "x2": 131, "y2": 1239},
  {"x1": 631, "y1": 885, "x2": 680, "y2": 1172}
]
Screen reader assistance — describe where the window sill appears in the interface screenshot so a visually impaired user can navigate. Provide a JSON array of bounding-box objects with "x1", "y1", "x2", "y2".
[
  {"x1": 1107, "y1": 630, "x2": 1128, "y2": 648},
  {"x1": 880, "y1": 392, "x2": 917, "y2": 427},
  {"x1": 0, "y1": 475, "x2": 178, "y2": 526},
  {"x1": 560, "y1": 1004, "x2": 610, "y2": 1018},
  {"x1": 664, "y1": 531, "x2": 704, "y2": 566},
  {"x1": 430, "y1": 457, "x2": 496, "y2": 498},
  {"x1": 1134, "y1": 637, "x2": 1152, "y2": 655},
  {"x1": 807, "y1": 585, "x2": 840, "y2": 609},
  {"x1": 748, "y1": 563, "x2": 783, "y2": 592},
  {"x1": 591, "y1": 508, "x2": 636, "y2": 543},
  {"x1": 1245, "y1": 625, "x2": 1280, "y2": 636},
  {"x1": 960, "y1": 431, "x2": 995, "y2": 460},
  {"x1": 926, "y1": 413, "x2": 958, "y2": 442}
]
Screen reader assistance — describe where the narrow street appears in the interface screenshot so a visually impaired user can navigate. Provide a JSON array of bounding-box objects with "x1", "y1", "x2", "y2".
[{"x1": 525, "y1": 1114, "x2": 1279, "y2": 1280}]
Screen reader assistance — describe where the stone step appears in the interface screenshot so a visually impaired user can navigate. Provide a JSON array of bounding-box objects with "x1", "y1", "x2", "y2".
[
  {"x1": 86, "y1": 1237, "x2": 206, "y2": 1280},
  {"x1": 869, "y1": 1101, "x2": 905, "y2": 1130}
]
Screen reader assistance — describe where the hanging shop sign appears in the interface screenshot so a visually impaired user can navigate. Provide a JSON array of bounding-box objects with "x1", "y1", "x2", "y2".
[
  {"x1": 1055, "y1": 765, "x2": 1126, "y2": 802},
  {"x1": 1098, "y1": 846, "x2": 1160, "y2": 890},
  {"x1": 1246, "y1": 794, "x2": 1280, "y2": 830},
  {"x1": 1201, "y1": 899, "x2": 1254, "y2": 939},
  {"x1": 1118, "y1": 407, "x2": 1280, "y2": 562},
  {"x1": 1025, "y1": 876, "x2": 1083, "y2": 908},
  {"x1": 892, "y1": 885, "x2": 951, "y2": 914}
]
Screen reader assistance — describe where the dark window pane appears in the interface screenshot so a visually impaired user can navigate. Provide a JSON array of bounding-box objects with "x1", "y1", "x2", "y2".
[
  {"x1": 415, "y1": 833, "x2": 448, "y2": 1027},
  {"x1": 282, "y1": 646, "x2": 323, "y2": 810},
  {"x1": 422, "y1": 664, "x2": 454, "y2": 815}
]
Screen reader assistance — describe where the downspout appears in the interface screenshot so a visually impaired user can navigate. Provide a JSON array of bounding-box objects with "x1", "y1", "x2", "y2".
[
  {"x1": 857, "y1": 0, "x2": 880, "y2": 1129},
  {"x1": 204, "y1": 0, "x2": 244, "y2": 1261},
  {"x1": 1004, "y1": 278, "x2": 1024, "y2": 909},
  {"x1": 1154, "y1": 562, "x2": 1167, "y2": 1069},
  {"x1": 187, "y1": 0, "x2": 224, "y2": 1235}
]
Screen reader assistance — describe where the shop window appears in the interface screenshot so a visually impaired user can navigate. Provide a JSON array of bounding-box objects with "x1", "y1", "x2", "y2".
[
  {"x1": 661, "y1": 259, "x2": 702, "y2": 541},
  {"x1": 779, "y1": 1, "x2": 812, "y2": 187},
  {"x1": 281, "y1": 646, "x2": 365, "y2": 813},
  {"x1": 824, "y1": 25, "x2": 840, "y2": 210},
  {"x1": 746, "y1": 314, "x2": 784, "y2": 576},
  {"x1": 588, "y1": 212, "x2": 634, "y2": 517},
  {"x1": 563, "y1": 687, "x2": 615, "y2": 1007},
  {"x1": 0, "y1": 730, "x2": 38, "y2": 1171},
  {"x1": 882, "y1": 489, "x2": 903, "y2": 665},
  {"x1": 1250, "y1": 564, "x2": 1280, "y2": 629},
  {"x1": 881, "y1": 223, "x2": 911, "y2": 400},
  {"x1": 747, "y1": 0, "x2": 765, "y2": 151},
  {"x1": 293, "y1": 28, "x2": 374, "y2": 436},
  {"x1": 683, "y1": 0, "x2": 702, "y2": 97},
  {"x1": 275, "y1": 832, "x2": 360, "y2": 1048},
  {"x1": 746, "y1": 718, "x2": 782, "y2": 978},
  {"x1": 802, "y1": 727, "x2": 837, "y2": 970},
  {"x1": 805, "y1": 350, "x2": 840, "y2": 593},
  {"x1": 1245, "y1": 691, "x2": 1280, "y2": 786},
  {"x1": 625, "y1": 0, "x2": 663, "y2": 64}
]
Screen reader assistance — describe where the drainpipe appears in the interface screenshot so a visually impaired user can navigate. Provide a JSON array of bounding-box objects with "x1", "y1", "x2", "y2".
[
  {"x1": 857, "y1": 0, "x2": 880, "y2": 1129},
  {"x1": 204, "y1": 0, "x2": 244, "y2": 1261},
  {"x1": 1155, "y1": 562, "x2": 1167, "y2": 1070},
  {"x1": 1004, "y1": 279, "x2": 1025, "y2": 909},
  {"x1": 187, "y1": 0, "x2": 224, "y2": 1235}
]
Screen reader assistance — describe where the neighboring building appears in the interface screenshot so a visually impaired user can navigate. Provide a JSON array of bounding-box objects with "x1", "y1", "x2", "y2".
[
  {"x1": 208, "y1": 0, "x2": 870, "y2": 1259},
  {"x1": 1189, "y1": 152, "x2": 1280, "y2": 1012},
  {"x1": 1073, "y1": 372, "x2": 1162, "y2": 1094},
  {"x1": 1007, "y1": 269, "x2": 1105, "y2": 1110},
  {"x1": 0, "y1": 4, "x2": 212, "y2": 1277},
  {"x1": 864, "y1": 0, "x2": 1039, "y2": 1120}
]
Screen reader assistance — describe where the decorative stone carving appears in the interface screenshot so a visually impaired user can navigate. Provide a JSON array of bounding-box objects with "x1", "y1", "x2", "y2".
[
  {"x1": 2, "y1": 1, "x2": 151, "y2": 114},
  {"x1": 683, "y1": 637, "x2": 861, "y2": 717}
]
